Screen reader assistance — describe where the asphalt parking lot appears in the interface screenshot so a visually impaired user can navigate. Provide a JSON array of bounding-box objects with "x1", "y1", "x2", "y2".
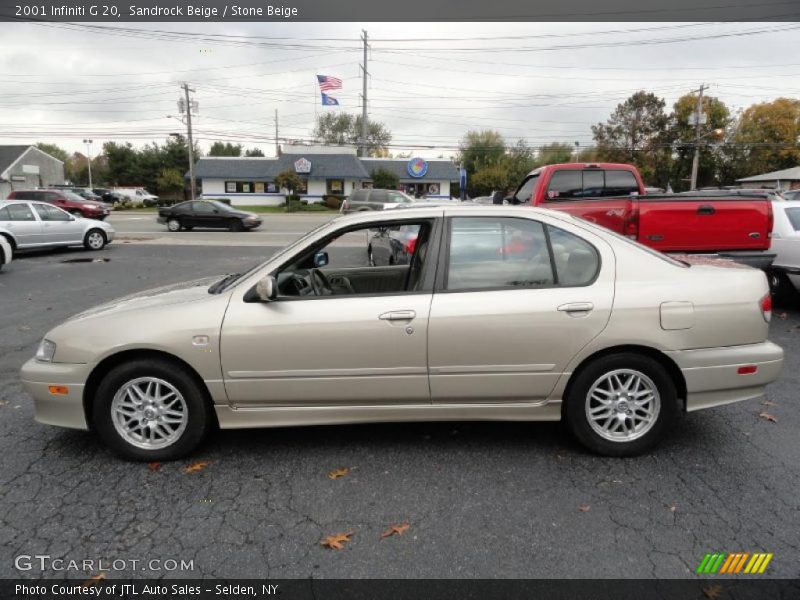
[{"x1": 0, "y1": 234, "x2": 799, "y2": 580}]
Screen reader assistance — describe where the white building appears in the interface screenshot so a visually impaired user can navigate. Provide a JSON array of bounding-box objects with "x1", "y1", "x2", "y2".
[
  {"x1": 737, "y1": 166, "x2": 800, "y2": 191},
  {"x1": 193, "y1": 145, "x2": 460, "y2": 207}
]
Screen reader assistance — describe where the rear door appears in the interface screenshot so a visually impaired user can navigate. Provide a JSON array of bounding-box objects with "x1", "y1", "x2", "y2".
[
  {"x1": 0, "y1": 202, "x2": 42, "y2": 248},
  {"x1": 427, "y1": 214, "x2": 615, "y2": 403},
  {"x1": 637, "y1": 197, "x2": 771, "y2": 252},
  {"x1": 540, "y1": 169, "x2": 637, "y2": 234}
]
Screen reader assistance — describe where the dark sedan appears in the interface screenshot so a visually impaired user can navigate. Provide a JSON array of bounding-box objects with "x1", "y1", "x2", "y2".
[{"x1": 157, "y1": 200, "x2": 262, "y2": 232}]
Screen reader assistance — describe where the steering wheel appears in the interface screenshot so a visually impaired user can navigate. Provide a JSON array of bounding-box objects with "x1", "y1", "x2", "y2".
[{"x1": 309, "y1": 268, "x2": 333, "y2": 296}]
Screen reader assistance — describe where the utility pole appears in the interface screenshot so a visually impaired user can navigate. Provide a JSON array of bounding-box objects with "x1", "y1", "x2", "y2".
[
  {"x1": 83, "y1": 138, "x2": 93, "y2": 188},
  {"x1": 275, "y1": 108, "x2": 279, "y2": 157},
  {"x1": 180, "y1": 83, "x2": 197, "y2": 201},
  {"x1": 359, "y1": 29, "x2": 368, "y2": 157},
  {"x1": 690, "y1": 83, "x2": 708, "y2": 191}
]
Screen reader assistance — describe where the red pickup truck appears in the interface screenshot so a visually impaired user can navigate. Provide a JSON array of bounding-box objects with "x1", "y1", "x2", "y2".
[{"x1": 510, "y1": 162, "x2": 774, "y2": 268}]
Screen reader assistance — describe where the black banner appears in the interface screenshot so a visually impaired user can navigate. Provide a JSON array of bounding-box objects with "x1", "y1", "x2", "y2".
[
  {"x1": 3, "y1": 579, "x2": 800, "y2": 600},
  {"x1": 1, "y1": 0, "x2": 799, "y2": 22}
]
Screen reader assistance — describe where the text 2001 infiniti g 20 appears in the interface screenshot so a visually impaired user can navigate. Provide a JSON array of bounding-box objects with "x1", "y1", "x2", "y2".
[{"x1": 21, "y1": 206, "x2": 783, "y2": 460}]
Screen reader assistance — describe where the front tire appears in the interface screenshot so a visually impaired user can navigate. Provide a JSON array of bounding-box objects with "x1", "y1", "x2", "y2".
[
  {"x1": 92, "y1": 359, "x2": 212, "y2": 461},
  {"x1": 565, "y1": 353, "x2": 678, "y2": 457},
  {"x1": 83, "y1": 229, "x2": 107, "y2": 251},
  {"x1": 166, "y1": 218, "x2": 182, "y2": 232},
  {"x1": 229, "y1": 219, "x2": 245, "y2": 232}
]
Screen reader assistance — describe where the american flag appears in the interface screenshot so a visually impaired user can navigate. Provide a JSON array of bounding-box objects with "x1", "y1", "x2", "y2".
[{"x1": 317, "y1": 74, "x2": 342, "y2": 92}]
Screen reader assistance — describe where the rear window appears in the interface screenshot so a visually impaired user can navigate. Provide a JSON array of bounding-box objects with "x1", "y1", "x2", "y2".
[
  {"x1": 546, "y1": 169, "x2": 640, "y2": 200},
  {"x1": 786, "y1": 207, "x2": 800, "y2": 231}
]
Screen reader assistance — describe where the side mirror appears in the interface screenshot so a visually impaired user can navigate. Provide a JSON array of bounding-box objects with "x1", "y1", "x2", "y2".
[
  {"x1": 314, "y1": 251, "x2": 329, "y2": 268},
  {"x1": 244, "y1": 275, "x2": 278, "y2": 303}
]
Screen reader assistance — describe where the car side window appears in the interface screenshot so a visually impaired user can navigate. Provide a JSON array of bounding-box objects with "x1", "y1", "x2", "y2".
[
  {"x1": 546, "y1": 171, "x2": 582, "y2": 200},
  {"x1": 34, "y1": 204, "x2": 70, "y2": 222},
  {"x1": 446, "y1": 217, "x2": 554, "y2": 291},
  {"x1": 349, "y1": 190, "x2": 368, "y2": 202},
  {"x1": 387, "y1": 192, "x2": 411, "y2": 204},
  {"x1": 6, "y1": 203, "x2": 36, "y2": 221},
  {"x1": 42, "y1": 192, "x2": 60, "y2": 203},
  {"x1": 546, "y1": 225, "x2": 600, "y2": 286},
  {"x1": 0, "y1": 206, "x2": 9, "y2": 220},
  {"x1": 369, "y1": 190, "x2": 388, "y2": 203},
  {"x1": 192, "y1": 202, "x2": 215, "y2": 213}
]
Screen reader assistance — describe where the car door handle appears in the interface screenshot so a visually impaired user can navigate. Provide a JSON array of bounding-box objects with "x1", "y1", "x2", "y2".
[
  {"x1": 557, "y1": 302, "x2": 594, "y2": 313},
  {"x1": 378, "y1": 310, "x2": 416, "y2": 321},
  {"x1": 697, "y1": 205, "x2": 716, "y2": 215}
]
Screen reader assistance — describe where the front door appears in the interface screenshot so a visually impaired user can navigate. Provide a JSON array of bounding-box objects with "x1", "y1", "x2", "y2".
[
  {"x1": 33, "y1": 203, "x2": 80, "y2": 244},
  {"x1": 427, "y1": 215, "x2": 615, "y2": 403},
  {"x1": 220, "y1": 217, "x2": 439, "y2": 407}
]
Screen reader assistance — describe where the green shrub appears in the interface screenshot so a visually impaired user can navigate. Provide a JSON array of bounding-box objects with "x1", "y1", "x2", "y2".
[{"x1": 323, "y1": 195, "x2": 343, "y2": 210}]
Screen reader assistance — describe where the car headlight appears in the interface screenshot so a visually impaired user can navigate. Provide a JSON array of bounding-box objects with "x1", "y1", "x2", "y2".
[{"x1": 35, "y1": 339, "x2": 57, "y2": 362}]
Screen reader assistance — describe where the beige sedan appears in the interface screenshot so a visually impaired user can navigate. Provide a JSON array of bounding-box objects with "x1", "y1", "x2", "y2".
[{"x1": 21, "y1": 206, "x2": 783, "y2": 460}]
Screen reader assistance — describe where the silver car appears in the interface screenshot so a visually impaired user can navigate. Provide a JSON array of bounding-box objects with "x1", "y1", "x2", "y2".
[
  {"x1": 0, "y1": 200, "x2": 115, "y2": 252},
  {"x1": 21, "y1": 206, "x2": 782, "y2": 461}
]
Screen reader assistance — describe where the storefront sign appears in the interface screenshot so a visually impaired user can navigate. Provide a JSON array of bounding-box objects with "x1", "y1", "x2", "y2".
[
  {"x1": 407, "y1": 157, "x2": 428, "y2": 178},
  {"x1": 294, "y1": 157, "x2": 312, "y2": 174}
]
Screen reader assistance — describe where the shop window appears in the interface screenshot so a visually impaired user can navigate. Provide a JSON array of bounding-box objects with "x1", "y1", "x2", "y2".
[
  {"x1": 327, "y1": 179, "x2": 344, "y2": 195},
  {"x1": 224, "y1": 181, "x2": 258, "y2": 193},
  {"x1": 298, "y1": 179, "x2": 308, "y2": 194}
]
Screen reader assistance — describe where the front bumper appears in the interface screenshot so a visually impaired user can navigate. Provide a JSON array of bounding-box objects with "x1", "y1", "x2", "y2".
[
  {"x1": 20, "y1": 358, "x2": 91, "y2": 430},
  {"x1": 665, "y1": 341, "x2": 784, "y2": 412}
]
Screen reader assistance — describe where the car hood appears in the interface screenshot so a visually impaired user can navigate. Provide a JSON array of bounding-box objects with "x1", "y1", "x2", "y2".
[{"x1": 66, "y1": 276, "x2": 220, "y2": 322}]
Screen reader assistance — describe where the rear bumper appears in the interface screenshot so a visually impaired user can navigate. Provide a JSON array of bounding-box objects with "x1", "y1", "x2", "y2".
[
  {"x1": 20, "y1": 358, "x2": 90, "y2": 430},
  {"x1": 665, "y1": 341, "x2": 784, "y2": 412}
]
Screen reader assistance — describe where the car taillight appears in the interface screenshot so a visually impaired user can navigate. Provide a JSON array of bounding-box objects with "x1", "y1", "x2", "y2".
[
  {"x1": 766, "y1": 201, "x2": 774, "y2": 239},
  {"x1": 623, "y1": 206, "x2": 639, "y2": 240},
  {"x1": 404, "y1": 236, "x2": 417, "y2": 255},
  {"x1": 760, "y1": 293, "x2": 772, "y2": 322}
]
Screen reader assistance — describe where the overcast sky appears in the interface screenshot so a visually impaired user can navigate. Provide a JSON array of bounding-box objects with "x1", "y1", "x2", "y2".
[{"x1": 0, "y1": 21, "x2": 798, "y2": 158}]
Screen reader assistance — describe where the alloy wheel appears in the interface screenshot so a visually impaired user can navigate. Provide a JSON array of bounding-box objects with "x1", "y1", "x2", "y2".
[
  {"x1": 585, "y1": 369, "x2": 661, "y2": 442},
  {"x1": 110, "y1": 377, "x2": 188, "y2": 450}
]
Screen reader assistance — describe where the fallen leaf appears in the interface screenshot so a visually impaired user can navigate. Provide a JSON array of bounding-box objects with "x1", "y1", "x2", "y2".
[
  {"x1": 183, "y1": 460, "x2": 210, "y2": 474},
  {"x1": 760, "y1": 400, "x2": 778, "y2": 407},
  {"x1": 328, "y1": 467, "x2": 349, "y2": 480},
  {"x1": 758, "y1": 412, "x2": 778, "y2": 423},
  {"x1": 147, "y1": 462, "x2": 161, "y2": 472},
  {"x1": 320, "y1": 531, "x2": 353, "y2": 550},
  {"x1": 381, "y1": 522, "x2": 410, "y2": 538},
  {"x1": 578, "y1": 504, "x2": 591, "y2": 513},
  {"x1": 702, "y1": 583, "x2": 724, "y2": 600},
  {"x1": 82, "y1": 573, "x2": 106, "y2": 588},
  {"x1": 668, "y1": 505, "x2": 677, "y2": 513}
]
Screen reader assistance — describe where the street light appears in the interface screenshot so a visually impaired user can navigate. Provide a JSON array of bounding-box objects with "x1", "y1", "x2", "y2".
[{"x1": 82, "y1": 138, "x2": 93, "y2": 189}]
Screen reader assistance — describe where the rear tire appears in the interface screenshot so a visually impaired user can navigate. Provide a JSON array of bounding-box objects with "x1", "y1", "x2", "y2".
[
  {"x1": 167, "y1": 218, "x2": 181, "y2": 232},
  {"x1": 565, "y1": 353, "x2": 678, "y2": 457},
  {"x1": 92, "y1": 359, "x2": 212, "y2": 461},
  {"x1": 229, "y1": 219, "x2": 245, "y2": 232},
  {"x1": 83, "y1": 229, "x2": 107, "y2": 251}
]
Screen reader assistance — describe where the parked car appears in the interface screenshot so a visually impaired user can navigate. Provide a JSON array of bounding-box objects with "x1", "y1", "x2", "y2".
[
  {"x1": 0, "y1": 234, "x2": 11, "y2": 271},
  {"x1": 769, "y1": 199, "x2": 800, "y2": 299},
  {"x1": 341, "y1": 189, "x2": 414, "y2": 213},
  {"x1": 510, "y1": 163, "x2": 775, "y2": 269},
  {"x1": 0, "y1": 200, "x2": 114, "y2": 252},
  {"x1": 112, "y1": 187, "x2": 159, "y2": 206},
  {"x1": 67, "y1": 187, "x2": 104, "y2": 203},
  {"x1": 21, "y1": 206, "x2": 782, "y2": 461},
  {"x1": 157, "y1": 200, "x2": 262, "y2": 232},
  {"x1": 7, "y1": 190, "x2": 109, "y2": 220}
]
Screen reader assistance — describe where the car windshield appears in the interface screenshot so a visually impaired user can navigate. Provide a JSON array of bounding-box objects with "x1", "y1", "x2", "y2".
[
  {"x1": 64, "y1": 192, "x2": 89, "y2": 202},
  {"x1": 209, "y1": 201, "x2": 236, "y2": 212},
  {"x1": 207, "y1": 219, "x2": 339, "y2": 294}
]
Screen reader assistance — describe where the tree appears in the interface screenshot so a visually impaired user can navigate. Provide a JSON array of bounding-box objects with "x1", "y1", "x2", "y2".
[
  {"x1": 505, "y1": 139, "x2": 536, "y2": 188},
  {"x1": 370, "y1": 167, "x2": 399, "y2": 190},
  {"x1": 470, "y1": 164, "x2": 512, "y2": 197},
  {"x1": 245, "y1": 147, "x2": 265, "y2": 157},
  {"x1": 458, "y1": 130, "x2": 506, "y2": 175},
  {"x1": 209, "y1": 142, "x2": 242, "y2": 157},
  {"x1": 536, "y1": 142, "x2": 574, "y2": 166},
  {"x1": 727, "y1": 98, "x2": 800, "y2": 177},
  {"x1": 103, "y1": 142, "x2": 141, "y2": 186},
  {"x1": 669, "y1": 94, "x2": 730, "y2": 190},
  {"x1": 155, "y1": 168, "x2": 185, "y2": 197},
  {"x1": 313, "y1": 113, "x2": 392, "y2": 157},
  {"x1": 35, "y1": 142, "x2": 69, "y2": 163},
  {"x1": 591, "y1": 91, "x2": 672, "y2": 185},
  {"x1": 274, "y1": 169, "x2": 303, "y2": 194}
]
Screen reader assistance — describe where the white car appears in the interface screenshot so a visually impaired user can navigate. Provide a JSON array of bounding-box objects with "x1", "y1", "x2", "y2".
[
  {"x1": 0, "y1": 200, "x2": 115, "y2": 252},
  {"x1": 770, "y1": 200, "x2": 800, "y2": 295},
  {"x1": 0, "y1": 234, "x2": 11, "y2": 271}
]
